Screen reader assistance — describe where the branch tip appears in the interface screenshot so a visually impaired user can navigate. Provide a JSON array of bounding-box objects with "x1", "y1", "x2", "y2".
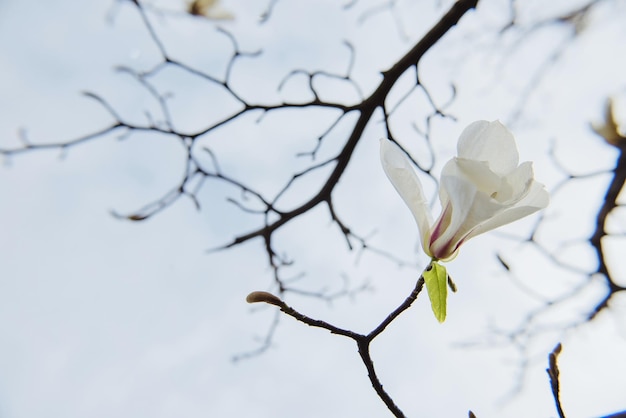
[{"x1": 246, "y1": 291, "x2": 284, "y2": 307}]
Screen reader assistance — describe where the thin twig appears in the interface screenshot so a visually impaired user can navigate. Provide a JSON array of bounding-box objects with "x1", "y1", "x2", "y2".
[
  {"x1": 250, "y1": 276, "x2": 426, "y2": 418},
  {"x1": 547, "y1": 343, "x2": 566, "y2": 418}
]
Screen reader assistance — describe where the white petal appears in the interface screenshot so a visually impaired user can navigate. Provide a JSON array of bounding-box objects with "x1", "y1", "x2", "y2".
[
  {"x1": 457, "y1": 120, "x2": 519, "y2": 176},
  {"x1": 380, "y1": 138, "x2": 433, "y2": 252},
  {"x1": 432, "y1": 161, "x2": 542, "y2": 259},
  {"x1": 430, "y1": 164, "x2": 482, "y2": 259},
  {"x1": 453, "y1": 158, "x2": 501, "y2": 195},
  {"x1": 496, "y1": 162, "x2": 534, "y2": 203},
  {"x1": 464, "y1": 180, "x2": 549, "y2": 240}
]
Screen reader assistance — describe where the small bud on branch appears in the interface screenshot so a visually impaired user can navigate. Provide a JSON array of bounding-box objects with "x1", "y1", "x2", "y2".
[{"x1": 246, "y1": 291, "x2": 284, "y2": 307}]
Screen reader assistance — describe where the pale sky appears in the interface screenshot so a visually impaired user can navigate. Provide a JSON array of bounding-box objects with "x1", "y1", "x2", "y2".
[{"x1": 1, "y1": 0, "x2": 626, "y2": 417}]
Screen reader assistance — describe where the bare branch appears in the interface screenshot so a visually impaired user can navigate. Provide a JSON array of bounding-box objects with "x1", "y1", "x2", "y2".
[
  {"x1": 547, "y1": 343, "x2": 566, "y2": 418},
  {"x1": 247, "y1": 275, "x2": 426, "y2": 417}
]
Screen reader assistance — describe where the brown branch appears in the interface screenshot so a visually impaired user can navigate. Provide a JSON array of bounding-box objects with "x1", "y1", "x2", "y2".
[
  {"x1": 589, "y1": 144, "x2": 626, "y2": 318},
  {"x1": 547, "y1": 343, "x2": 566, "y2": 418},
  {"x1": 248, "y1": 276, "x2": 426, "y2": 418},
  {"x1": 218, "y1": 0, "x2": 479, "y2": 251},
  {"x1": 6, "y1": 1, "x2": 479, "y2": 377},
  {"x1": 368, "y1": 278, "x2": 425, "y2": 340},
  {"x1": 477, "y1": 132, "x2": 626, "y2": 397},
  {"x1": 4, "y1": 0, "x2": 477, "y2": 279},
  {"x1": 357, "y1": 338, "x2": 407, "y2": 418}
]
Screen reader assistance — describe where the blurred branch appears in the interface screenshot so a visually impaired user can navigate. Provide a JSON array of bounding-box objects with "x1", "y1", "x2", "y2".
[
  {"x1": 216, "y1": 0, "x2": 478, "y2": 253},
  {"x1": 472, "y1": 110, "x2": 626, "y2": 402},
  {"x1": 499, "y1": 0, "x2": 607, "y2": 123},
  {"x1": 0, "y1": 0, "x2": 479, "y2": 378},
  {"x1": 589, "y1": 142, "x2": 626, "y2": 318},
  {"x1": 233, "y1": 0, "x2": 479, "y2": 357},
  {"x1": 2, "y1": 0, "x2": 472, "y2": 282}
]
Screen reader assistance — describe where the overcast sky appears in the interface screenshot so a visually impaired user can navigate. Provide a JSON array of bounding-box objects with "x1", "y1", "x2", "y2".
[{"x1": 1, "y1": 0, "x2": 626, "y2": 417}]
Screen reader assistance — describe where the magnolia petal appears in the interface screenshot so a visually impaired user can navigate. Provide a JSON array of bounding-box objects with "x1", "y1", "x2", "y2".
[
  {"x1": 497, "y1": 162, "x2": 534, "y2": 203},
  {"x1": 380, "y1": 138, "x2": 433, "y2": 253},
  {"x1": 430, "y1": 168, "x2": 481, "y2": 259},
  {"x1": 433, "y1": 162, "x2": 530, "y2": 260},
  {"x1": 380, "y1": 120, "x2": 548, "y2": 262},
  {"x1": 433, "y1": 188, "x2": 512, "y2": 260},
  {"x1": 464, "y1": 180, "x2": 549, "y2": 241},
  {"x1": 442, "y1": 177, "x2": 548, "y2": 254},
  {"x1": 457, "y1": 121, "x2": 519, "y2": 176},
  {"x1": 452, "y1": 192, "x2": 506, "y2": 240},
  {"x1": 452, "y1": 158, "x2": 502, "y2": 196}
]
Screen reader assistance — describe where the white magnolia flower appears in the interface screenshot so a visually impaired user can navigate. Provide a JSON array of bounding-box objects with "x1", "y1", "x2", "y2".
[{"x1": 381, "y1": 120, "x2": 549, "y2": 261}]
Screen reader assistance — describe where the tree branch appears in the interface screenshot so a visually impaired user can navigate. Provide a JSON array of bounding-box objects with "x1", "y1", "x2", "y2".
[
  {"x1": 547, "y1": 343, "x2": 566, "y2": 418},
  {"x1": 248, "y1": 275, "x2": 426, "y2": 417}
]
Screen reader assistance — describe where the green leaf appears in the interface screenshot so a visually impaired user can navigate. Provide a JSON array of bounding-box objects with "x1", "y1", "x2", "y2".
[{"x1": 423, "y1": 261, "x2": 448, "y2": 323}]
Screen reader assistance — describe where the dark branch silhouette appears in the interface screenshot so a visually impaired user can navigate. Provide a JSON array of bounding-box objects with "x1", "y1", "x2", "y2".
[
  {"x1": 3, "y1": 0, "x2": 626, "y2": 416},
  {"x1": 547, "y1": 343, "x2": 566, "y2": 418},
  {"x1": 246, "y1": 276, "x2": 426, "y2": 417},
  {"x1": 589, "y1": 141, "x2": 626, "y2": 317},
  {"x1": 0, "y1": 0, "x2": 477, "y2": 304}
]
